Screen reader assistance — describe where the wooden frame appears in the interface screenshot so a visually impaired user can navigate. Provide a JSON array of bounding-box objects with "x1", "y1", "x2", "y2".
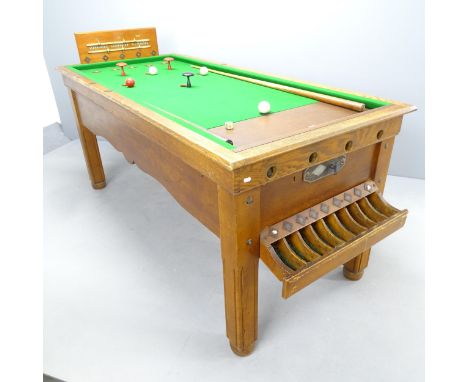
[{"x1": 59, "y1": 34, "x2": 416, "y2": 355}]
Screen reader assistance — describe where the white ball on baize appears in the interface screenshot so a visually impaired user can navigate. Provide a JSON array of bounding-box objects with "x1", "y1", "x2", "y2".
[
  {"x1": 148, "y1": 66, "x2": 158, "y2": 75},
  {"x1": 199, "y1": 66, "x2": 209, "y2": 76},
  {"x1": 258, "y1": 101, "x2": 271, "y2": 114}
]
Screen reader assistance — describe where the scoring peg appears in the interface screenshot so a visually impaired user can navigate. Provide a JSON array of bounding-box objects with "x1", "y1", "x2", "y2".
[
  {"x1": 182, "y1": 72, "x2": 194, "y2": 88},
  {"x1": 116, "y1": 62, "x2": 128, "y2": 76},
  {"x1": 164, "y1": 57, "x2": 174, "y2": 70}
]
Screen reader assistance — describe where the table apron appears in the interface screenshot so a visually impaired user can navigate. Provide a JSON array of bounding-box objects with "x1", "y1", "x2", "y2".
[{"x1": 73, "y1": 91, "x2": 221, "y2": 235}]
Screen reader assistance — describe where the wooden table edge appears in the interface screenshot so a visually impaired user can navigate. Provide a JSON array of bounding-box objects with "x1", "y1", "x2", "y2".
[
  {"x1": 173, "y1": 53, "x2": 416, "y2": 108},
  {"x1": 58, "y1": 60, "x2": 416, "y2": 175}
]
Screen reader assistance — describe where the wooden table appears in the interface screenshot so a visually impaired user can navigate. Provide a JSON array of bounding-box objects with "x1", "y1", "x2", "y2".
[{"x1": 60, "y1": 50, "x2": 415, "y2": 356}]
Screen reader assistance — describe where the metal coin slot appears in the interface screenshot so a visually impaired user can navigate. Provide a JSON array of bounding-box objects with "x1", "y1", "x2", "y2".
[{"x1": 303, "y1": 155, "x2": 346, "y2": 183}]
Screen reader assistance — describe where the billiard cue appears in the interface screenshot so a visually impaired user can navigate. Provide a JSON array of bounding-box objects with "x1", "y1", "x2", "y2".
[{"x1": 191, "y1": 65, "x2": 365, "y2": 112}]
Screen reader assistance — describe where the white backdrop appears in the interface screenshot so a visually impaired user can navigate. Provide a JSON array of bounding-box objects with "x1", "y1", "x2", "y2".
[{"x1": 43, "y1": 0, "x2": 424, "y2": 178}]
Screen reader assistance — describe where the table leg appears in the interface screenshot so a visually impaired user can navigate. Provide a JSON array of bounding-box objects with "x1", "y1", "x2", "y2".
[
  {"x1": 218, "y1": 186, "x2": 260, "y2": 356},
  {"x1": 69, "y1": 90, "x2": 106, "y2": 189},
  {"x1": 343, "y1": 249, "x2": 371, "y2": 280}
]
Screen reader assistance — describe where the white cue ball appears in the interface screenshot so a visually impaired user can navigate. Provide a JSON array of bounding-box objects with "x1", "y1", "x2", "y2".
[
  {"x1": 258, "y1": 101, "x2": 271, "y2": 114},
  {"x1": 199, "y1": 66, "x2": 209, "y2": 76},
  {"x1": 148, "y1": 66, "x2": 158, "y2": 75}
]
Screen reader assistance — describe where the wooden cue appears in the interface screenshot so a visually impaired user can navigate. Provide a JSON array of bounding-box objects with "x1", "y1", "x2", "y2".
[{"x1": 191, "y1": 65, "x2": 365, "y2": 112}]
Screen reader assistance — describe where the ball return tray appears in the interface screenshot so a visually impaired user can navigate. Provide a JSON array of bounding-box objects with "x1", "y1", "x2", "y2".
[{"x1": 260, "y1": 181, "x2": 408, "y2": 298}]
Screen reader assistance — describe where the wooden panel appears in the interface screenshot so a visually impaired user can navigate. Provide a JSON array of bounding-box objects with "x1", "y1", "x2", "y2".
[
  {"x1": 75, "y1": 27, "x2": 158, "y2": 64},
  {"x1": 233, "y1": 117, "x2": 403, "y2": 193},
  {"x1": 210, "y1": 102, "x2": 358, "y2": 152},
  {"x1": 260, "y1": 143, "x2": 377, "y2": 227},
  {"x1": 75, "y1": 92, "x2": 220, "y2": 235}
]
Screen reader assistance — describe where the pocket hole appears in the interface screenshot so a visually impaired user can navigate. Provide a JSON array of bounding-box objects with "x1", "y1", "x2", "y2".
[
  {"x1": 345, "y1": 140, "x2": 353, "y2": 151},
  {"x1": 377, "y1": 130, "x2": 384, "y2": 139},
  {"x1": 309, "y1": 152, "x2": 318, "y2": 163},
  {"x1": 266, "y1": 166, "x2": 277, "y2": 178}
]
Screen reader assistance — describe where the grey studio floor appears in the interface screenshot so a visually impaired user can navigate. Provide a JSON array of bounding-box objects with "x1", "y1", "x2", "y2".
[{"x1": 44, "y1": 139, "x2": 424, "y2": 382}]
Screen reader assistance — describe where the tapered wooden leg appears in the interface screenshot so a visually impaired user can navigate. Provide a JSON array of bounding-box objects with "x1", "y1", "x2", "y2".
[
  {"x1": 218, "y1": 186, "x2": 260, "y2": 356},
  {"x1": 69, "y1": 90, "x2": 106, "y2": 189},
  {"x1": 343, "y1": 249, "x2": 371, "y2": 280}
]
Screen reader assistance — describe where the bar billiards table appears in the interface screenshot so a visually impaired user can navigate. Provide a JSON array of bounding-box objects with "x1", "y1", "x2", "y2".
[{"x1": 60, "y1": 49, "x2": 415, "y2": 356}]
